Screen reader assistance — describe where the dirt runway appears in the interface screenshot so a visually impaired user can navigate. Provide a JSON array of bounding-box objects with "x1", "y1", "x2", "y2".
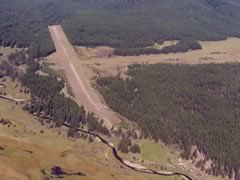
[{"x1": 48, "y1": 25, "x2": 120, "y2": 128}]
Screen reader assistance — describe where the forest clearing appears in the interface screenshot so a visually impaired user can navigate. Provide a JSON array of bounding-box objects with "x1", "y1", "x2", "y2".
[{"x1": 78, "y1": 38, "x2": 240, "y2": 79}]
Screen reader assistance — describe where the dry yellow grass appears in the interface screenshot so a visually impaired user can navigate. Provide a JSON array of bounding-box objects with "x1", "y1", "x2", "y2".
[
  {"x1": 0, "y1": 47, "x2": 18, "y2": 56},
  {"x1": 45, "y1": 37, "x2": 238, "y2": 180},
  {"x1": 1, "y1": 37, "x2": 234, "y2": 180},
  {"x1": 0, "y1": 98, "x2": 180, "y2": 180},
  {"x1": 75, "y1": 38, "x2": 240, "y2": 79},
  {"x1": 0, "y1": 78, "x2": 29, "y2": 100},
  {"x1": 206, "y1": 176, "x2": 224, "y2": 180}
]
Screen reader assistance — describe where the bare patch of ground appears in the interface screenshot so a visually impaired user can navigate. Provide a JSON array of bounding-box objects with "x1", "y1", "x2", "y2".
[
  {"x1": 146, "y1": 40, "x2": 178, "y2": 50},
  {"x1": 75, "y1": 46, "x2": 113, "y2": 59}
]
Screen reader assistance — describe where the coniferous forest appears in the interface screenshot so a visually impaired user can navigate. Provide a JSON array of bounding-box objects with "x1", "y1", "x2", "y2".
[
  {"x1": 0, "y1": 50, "x2": 109, "y2": 137},
  {"x1": 2, "y1": 0, "x2": 240, "y2": 56},
  {"x1": 1, "y1": 0, "x2": 240, "y2": 178},
  {"x1": 97, "y1": 63, "x2": 240, "y2": 179}
]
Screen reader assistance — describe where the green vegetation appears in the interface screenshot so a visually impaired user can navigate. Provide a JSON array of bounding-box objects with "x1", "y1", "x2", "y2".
[
  {"x1": 0, "y1": 78, "x2": 29, "y2": 99},
  {"x1": 113, "y1": 38, "x2": 201, "y2": 56},
  {"x1": 41, "y1": 62, "x2": 59, "y2": 76},
  {"x1": 140, "y1": 141, "x2": 171, "y2": 164},
  {"x1": 0, "y1": 99, "x2": 153, "y2": 180},
  {"x1": 117, "y1": 136, "x2": 141, "y2": 154},
  {"x1": 97, "y1": 63, "x2": 240, "y2": 179},
  {"x1": 118, "y1": 137, "x2": 132, "y2": 153},
  {"x1": 41, "y1": 62, "x2": 75, "y2": 97},
  {"x1": 129, "y1": 144, "x2": 141, "y2": 154},
  {"x1": 2, "y1": 0, "x2": 240, "y2": 56},
  {"x1": 41, "y1": 63, "x2": 66, "y2": 80},
  {"x1": 0, "y1": 49, "x2": 109, "y2": 137}
]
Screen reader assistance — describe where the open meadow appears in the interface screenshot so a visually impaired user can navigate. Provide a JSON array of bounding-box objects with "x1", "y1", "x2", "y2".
[
  {"x1": 45, "y1": 32, "x2": 239, "y2": 180},
  {"x1": 0, "y1": 98, "x2": 155, "y2": 180},
  {"x1": 0, "y1": 92, "x2": 185, "y2": 180},
  {"x1": 76, "y1": 38, "x2": 240, "y2": 79},
  {"x1": 1, "y1": 1, "x2": 240, "y2": 179}
]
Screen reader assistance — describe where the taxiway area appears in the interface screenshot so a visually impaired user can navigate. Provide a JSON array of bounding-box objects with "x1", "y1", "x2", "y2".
[{"x1": 48, "y1": 25, "x2": 120, "y2": 128}]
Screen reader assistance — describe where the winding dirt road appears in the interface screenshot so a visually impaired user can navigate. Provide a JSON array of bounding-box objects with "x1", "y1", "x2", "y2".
[
  {"x1": 48, "y1": 25, "x2": 120, "y2": 128},
  {"x1": 63, "y1": 122, "x2": 193, "y2": 180},
  {"x1": 48, "y1": 25, "x2": 195, "y2": 179}
]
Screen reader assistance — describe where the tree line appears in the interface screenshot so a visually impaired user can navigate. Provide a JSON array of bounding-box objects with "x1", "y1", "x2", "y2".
[
  {"x1": 113, "y1": 39, "x2": 201, "y2": 56},
  {"x1": 0, "y1": 49, "x2": 109, "y2": 137},
  {"x1": 1, "y1": 0, "x2": 240, "y2": 57},
  {"x1": 97, "y1": 63, "x2": 240, "y2": 179}
]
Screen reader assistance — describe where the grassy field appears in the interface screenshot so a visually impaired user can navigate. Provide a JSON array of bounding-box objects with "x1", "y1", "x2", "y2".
[
  {"x1": 45, "y1": 29, "x2": 237, "y2": 180},
  {"x1": 0, "y1": 96, "x2": 186, "y2": 180},
  {"x1": 0, "y1": 47, "x2": 17, "y2": 56},
  {"x1": 80, "y1": 37, "x2": 240, "y2": 78},
  {"x1": 0, "y1": 99, "x2": 138, "y2": 180},
  {"x1": 2, "y1": 41, "x2": 232, "y2": 179},
  {"x1": 0, "y1": 76, "x2": 194, "y2": 180},
  {"x1": 140, "y1": 140, "x2": 173, "y2": 164},
  {"x1": 0, "y1": 78, "x2": 29, "y2": 100},
  {"x1": 118, "y1": 140, "x2": 191, "y2": 180}
]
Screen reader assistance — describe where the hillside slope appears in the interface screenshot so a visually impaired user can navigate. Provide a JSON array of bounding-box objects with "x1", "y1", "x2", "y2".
[
  {"x1": 0, "y1": 98, "x2": 158, "y2": 180},
  {"x1": 1, "y1": 0, "x2": 240, "y2": 56},
  {"x1": 97, "y1": 63, "x2": 240, "y2": 179}
]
